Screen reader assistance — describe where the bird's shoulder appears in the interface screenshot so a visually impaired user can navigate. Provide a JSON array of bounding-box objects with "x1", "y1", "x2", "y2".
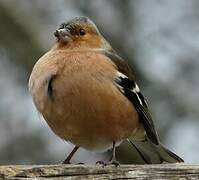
[{"x1": 100, "y1": 50, "x2": 135, "y2": 80}]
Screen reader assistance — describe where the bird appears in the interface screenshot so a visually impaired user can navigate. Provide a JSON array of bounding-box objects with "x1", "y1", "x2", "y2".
[{"x1": 29, "y1": 17, "x2": 184, "y2": 165}]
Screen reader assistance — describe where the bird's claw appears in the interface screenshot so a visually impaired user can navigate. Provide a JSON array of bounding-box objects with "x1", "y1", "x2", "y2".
[
  {"x1": 62, "y1": 160, "x2": 71, "y2": 164},
  {"x1": 96, "y1": 160, "x2": 106, "y2": 167},
  {"x1": 96, "y1": 160, "x2": 120, "y2": 167},
  {"x1": 105, "y1": 160, "x2": 120, "y2": 167}
]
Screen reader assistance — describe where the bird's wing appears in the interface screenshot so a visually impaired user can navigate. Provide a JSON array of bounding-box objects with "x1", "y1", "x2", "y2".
[
  {"x1": 103, "y1": 50, "x2": 135, "y2": 80},
  {"x1": 102, "y1": 50, "x2": 159, "y2": 145}
]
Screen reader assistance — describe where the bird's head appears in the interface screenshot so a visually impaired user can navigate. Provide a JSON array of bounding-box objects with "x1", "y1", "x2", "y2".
[{"x1": 54, "y1": 17, "x2": 111, "y2": 51}]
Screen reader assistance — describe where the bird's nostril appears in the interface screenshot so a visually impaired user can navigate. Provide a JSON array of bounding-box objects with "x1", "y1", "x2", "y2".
[{"x1": 54, "y1": 30, "x2": 59, "y2": 37}]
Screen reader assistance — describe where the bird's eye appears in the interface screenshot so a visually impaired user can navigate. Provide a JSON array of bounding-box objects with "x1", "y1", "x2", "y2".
[{"x1": 79, "y1": 28, "x2": 86, "y2": 36}]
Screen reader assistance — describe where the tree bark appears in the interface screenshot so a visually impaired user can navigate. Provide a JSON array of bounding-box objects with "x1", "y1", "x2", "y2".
[{"x1": 0, "y1": 164, "x2": 198, "y2": 179}]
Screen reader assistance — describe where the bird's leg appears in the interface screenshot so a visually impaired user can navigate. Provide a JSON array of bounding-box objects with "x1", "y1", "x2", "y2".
[
  {"x1": 106, "y1": 141, "x2": 120, "y2": 166},
  {"x1": 63, "y1": 146, "x2": 79, "y2": 164},
  {"x1": 96, "y1": 141, "x2": 120, "y2": 167}
]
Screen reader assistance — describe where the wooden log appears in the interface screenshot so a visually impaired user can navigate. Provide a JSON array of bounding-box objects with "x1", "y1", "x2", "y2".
[{"x1": 0, "y1": 164, "x2": 198, "y2": 179}]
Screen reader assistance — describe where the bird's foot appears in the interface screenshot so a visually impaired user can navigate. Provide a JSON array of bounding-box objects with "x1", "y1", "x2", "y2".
[
  {"x1": 96, "y1": 160, "x2": 120, "y2": 167},
  {"x1": 62, "y1": 160, "x2": 71, "y2": 164},
  {"x1": 105, "y1": 159, "x2": 120, "y2": 167},
  {"x1": 96, "y1": 160, "x2": 106, "y2": 167},
  {"x1": 62, "y1": 161, "x2": 84, "y2": 165}
]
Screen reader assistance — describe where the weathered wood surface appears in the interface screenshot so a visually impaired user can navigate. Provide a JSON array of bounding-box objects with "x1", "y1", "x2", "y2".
[{"x1": 0, "y1": 164, "x2": 198, "y2": 179}]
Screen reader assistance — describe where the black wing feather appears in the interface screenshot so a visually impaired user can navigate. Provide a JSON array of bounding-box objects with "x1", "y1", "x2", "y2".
[
  {"x1": 116, "y1": 75, "x2": 159, "y2": 145},
  {"x1": 103, "y1": 50, "x2": 159, "y2": 145}
]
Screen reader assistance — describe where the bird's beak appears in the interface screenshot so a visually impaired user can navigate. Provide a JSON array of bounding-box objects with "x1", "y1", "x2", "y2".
[{"x1": 54, "y1": 28, "x2": 72, "y2": 43}]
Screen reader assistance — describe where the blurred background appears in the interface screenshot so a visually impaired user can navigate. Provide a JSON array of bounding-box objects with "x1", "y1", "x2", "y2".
[{"x1": 0, "y1": 0, "x2": 199, "y2": 165}]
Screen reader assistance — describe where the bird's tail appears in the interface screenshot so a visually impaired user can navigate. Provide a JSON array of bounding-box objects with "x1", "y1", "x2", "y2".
[{"x1": 128, "y1": 138, "x2": 184, "y2": 164}]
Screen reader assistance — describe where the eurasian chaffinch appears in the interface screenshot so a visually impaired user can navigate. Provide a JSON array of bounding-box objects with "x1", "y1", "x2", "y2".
[{"x1": 29, "y1": 17, "x2": 183, "y2": 165}]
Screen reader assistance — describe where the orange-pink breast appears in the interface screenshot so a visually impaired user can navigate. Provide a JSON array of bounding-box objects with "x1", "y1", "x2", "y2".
[{"x1": 29, "y1": 50, "x2": 139, "y2": 151}]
